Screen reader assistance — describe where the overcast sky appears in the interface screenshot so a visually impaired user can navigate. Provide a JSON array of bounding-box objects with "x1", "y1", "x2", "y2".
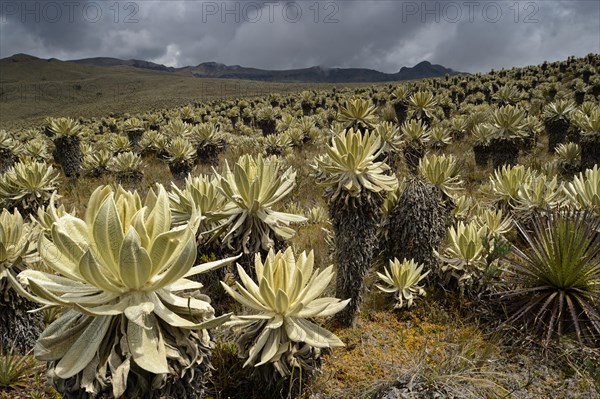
[{"x1": 1, "y1": 1, "x2": 598, "y2": 73}]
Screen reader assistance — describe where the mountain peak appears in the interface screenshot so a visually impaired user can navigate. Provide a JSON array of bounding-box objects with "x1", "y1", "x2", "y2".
[
  {"x1": 397, "y1": 61, "x2": 456, "y2": 79},
  {"x1": 7, "y1": 53, "x2": 40, "y2": 62},
  {"x1": 66, "y1": 57, "x2": 174, "y2": 72},
  {"x1": 198, "y1": 61, "x2": 226, "y2": 68},
  {"x1": 415, "y1": 60, "x2": 432, "y2": 67}
]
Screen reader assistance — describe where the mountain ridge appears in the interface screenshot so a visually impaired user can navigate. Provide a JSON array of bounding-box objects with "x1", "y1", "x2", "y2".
[
  {"x1": 65, "y1": 56, "x2": 463, "y2": 83},
  {"x1": 3, "y1": 53, "x2": 464, "y2": 83}
]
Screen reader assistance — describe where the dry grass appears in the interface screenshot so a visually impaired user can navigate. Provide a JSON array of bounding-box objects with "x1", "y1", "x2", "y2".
[
  {"x1": 0, "y1": 354, "x2": 58, "y2": 399},
  {"x1": 303, "y1": 295, "x2": 600, "y2": 399},
  {"x1": 304, "y1": 298, "x2": 506, "y2": 398},
  {"x1": 0, "y1": 56, "x2": 338, "y2": 130},
  {"x1": 58, "y1": 156, "x2": 173, "y2": 211}
]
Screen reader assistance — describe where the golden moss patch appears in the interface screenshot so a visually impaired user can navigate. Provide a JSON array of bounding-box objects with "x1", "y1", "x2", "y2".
[{"x1": 309, "y1": 309, "x2": 502, "y2": 398}]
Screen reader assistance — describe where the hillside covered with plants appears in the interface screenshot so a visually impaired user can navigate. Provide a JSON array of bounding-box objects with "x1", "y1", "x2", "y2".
[{"x1": 1, "y1": 54, "x2": 600, "y2": 399}]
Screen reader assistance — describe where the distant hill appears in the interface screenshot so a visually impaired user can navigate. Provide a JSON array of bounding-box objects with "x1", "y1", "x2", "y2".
[
  {"x1": 0, "y1": 54, "x2": 333, "y2": 128},
  {"x1": 69, "y1": 57, "x2": 176, "y2": 73},
  {"x1": 68, "y1": 57, "x2": 463, "y2": 83},
  {"x1": 180, "y1": 60, "x2": 462, "y2": 82},
  {"x1": 0, "y1": 53, "x2": 463, "y2": 128},
  {"x1": 397, "y1": 61, "x2": 460, "y2": 80}
]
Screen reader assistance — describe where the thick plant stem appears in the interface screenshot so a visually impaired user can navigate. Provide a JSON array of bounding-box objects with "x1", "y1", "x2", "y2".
[
  {"x1": 0, "y1": 287, "x2": 44, "y2": 354},
  {"x1": 545, "y1": 119, "x2": 570, "y2": 152},
  {"x1": 53, "y1": 136, "x2": 81, "y2": 178},
  {"x1": 329, "y1": 193, "x2": 382, "y2": 327},
  {"x1": 385, "y1": 177, "x2": 446, "y2": 269},
  {"x1": 489, "y1": 139, "x2": 520, "y2": 169},
  {"x1": 580, "y1": 136, "x2": 600, "y2": 171}
]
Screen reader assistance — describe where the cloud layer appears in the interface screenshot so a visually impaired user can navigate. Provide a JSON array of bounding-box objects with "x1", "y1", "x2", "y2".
[{"x1": 1, "y1": 1, "x2": 598, "y2": 73}]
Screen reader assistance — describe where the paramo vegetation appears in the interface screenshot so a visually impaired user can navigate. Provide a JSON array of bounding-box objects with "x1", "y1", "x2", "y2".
[{"x1": 1, "y1": 54, "x2": 600, "y2": 399}]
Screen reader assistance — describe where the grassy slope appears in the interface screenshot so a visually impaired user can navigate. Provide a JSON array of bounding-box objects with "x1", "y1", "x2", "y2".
[{"x1": 0, "y1": 55, "x2": 336, "y2": 130}]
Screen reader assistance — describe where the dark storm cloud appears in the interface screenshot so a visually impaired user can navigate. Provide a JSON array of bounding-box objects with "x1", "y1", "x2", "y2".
[{"x1": 0, "y1": 1, "x2": 598, "y2": 73}]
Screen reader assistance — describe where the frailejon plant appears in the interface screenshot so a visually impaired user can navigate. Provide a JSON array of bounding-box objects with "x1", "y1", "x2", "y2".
[
  {"x1": 0, "y1": 158, "x2": 60, "y2": 215},
  {"x1": 123, "y1": 117, "x2": 146, "y2": 152},
  {"x1": 543, "y1": 100, "x2": 576, "y2": 152},
  {"x1": 418, "y1": 154, "x2": 464, "y2": 198},
  {"x1": 179, "y1": 105, "x2": 198, "y2": 124},
  {"x1": 166, "y1": 136, "x2": 196, "y2": 180},
  {"x1": 578, "y1": 108, "x2": 600, "y2": 169},
  {"x1": 109, "y1": 134, "x2": 132, "y2": 154},
  {"x1": 221, "y1": 248, "x2": 348, "y2": 383},
  {"x1": 33, "y1": 192, "x2": 74, "y2": 238},
  {"x1": 488, "y1": 105, "x2": 527, "y2": 168},
  {"x1": 213, "y1": 154, "x2": 306, "y2": 257},
  {"x1": 390, "y1": 85, "x2": 410, "y2": 126},
  {"x1": 513, "y1": 174, "x2": 564, "y2": 221},
  {"x1": 108, "y1": 151, "x2": 144, "y2": 183},
  {"x1": 337, "y1": 98, "x2": 378, "y2": 132},
  {"x1": 471, "y1": 123, "x2": 494, "y2": 167},
  {"x1": 144, "y1": 113, "x2": 163, "y2": 131},
  {"x1": 474, "y1": 209, "x2": 513, "y2": 237},
  {"x1": 376, "y1": 258, "x2": 429, "y2": 309},
  {"x1": 16, "y1": 185, "x2": 238, "y2": 398},
  {"x1": 522, "y1": 115, "x2": 542, "y2": 154},
  {"x1": 448, "y1": 115, "x2": 468, "y2": 141},
  {"x1": 300, "y1": 90, "x2": 315, "y2": 115},
  {"x1": 81, "y1": 149, "x2": 112, "y2": 178},
  {"x1": 436, "y1": 221, "x2": 486, "y2": 287},
  {"x1": 0, "y1": 208, "x2": 42, "y2": 354},
  {"x1": 139, "y1": 130, "x2": 168, "y2": 157},
  {"x1": 427, "y1": 126, "x2": 453, "y2": 150},
  {"x1": 47, "y1": 117, "x2": 83, "y2": 178},
  {"x1": 163, "y1": 118, "x2": 194, "y2": 138},
  {"x1": 0, "y1": 130, "x2": 18, "y2": 173},
  {"x1": 169, "y1": 174, "x2": 232, "y2": 300},
  {"x1": 555, "y1": 142, "x2": 581, "y2": 175},
  {"x1": 500, "y1": 209, "x2": 600, "y2": 344},
  {"x1": 492, "y1": 84, "x2": 523, "y2": 105},
  {"x1": 287, "y1": 127, "x2": 307, "y2": 148},
  {"x1": 294, "y1": 116, "x2": 318, "y2": 142},
  {"x1": 168, "y1": 174, "x2": 228, "y2": 231},
  {"x1": 487, "y1": 164, "x2": 537, "y2": 211},
  {"x1": 438, "y1": 206, "x2": 511, "y2": 293},
  {"x1": 256, "y1": 106, "x2": 280, "y2": 136},
  {"x1": 408, "y1": 91, "x2": 437, "y2": 127},
  {"x1": 262, "y1": 133, "x2": 291, "y2": 157},
  {"x1": 401, "y1": 119, "x2": 430, "y2": 174},
  {"x1": 563, "y1": 166, "x2": 600, "y2": 217},
  {"x1": 191, "y1": 123, "x2": 225, "y2": 165},
  {"x1": 372, "y1": 121, "x2": 402, "y2": 168},
  {"x1": 306, "y1": 205, "x2": 328, "y2": 225},
  {"x1": 452, "y1": 194, "x2": 478, "y2": 222},
  {"x1": 21, "y1": 135, "x2": 51, "y2": 162},
  {"x1": 384, "y1": 176, "x2": 447, "y2": 273},
  {"x1": 276, "y1": 113, "x2": 295, "y2": 133},
  {"x1": 314, "y1": 128, "x2": 397, "y2": 326}
]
